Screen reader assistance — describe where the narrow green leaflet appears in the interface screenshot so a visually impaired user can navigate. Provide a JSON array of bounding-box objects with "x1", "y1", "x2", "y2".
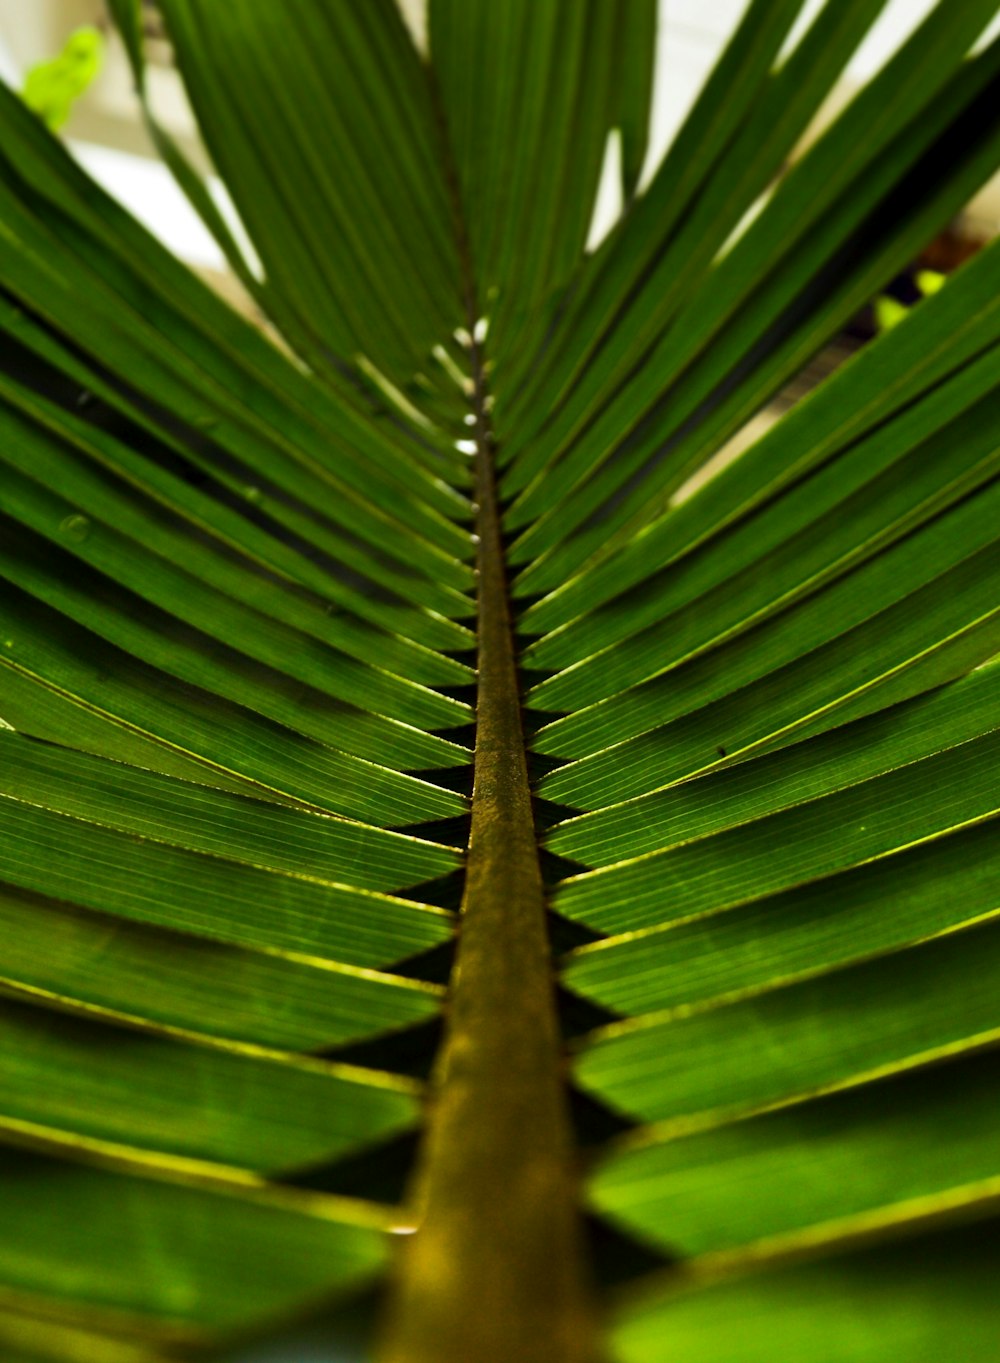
[
  {"x1": 0, "y1": 374, "x2": 473, "y2": 685},
  {"x1": 0, "y1": 187, "x2": 474, "y2": 579},
  {"x1": 566, "y1": 817, "x2": 1000, "y2": 1020},
  {"x1": 0, "y1": 884, "x2": 439, "y2": 1051},
  {"x1": 530, "y1": 454, "x2": 1000, "y2": 721},
  {"x1": 0, "y1": 733, "x2": 458, "y2": 892},
  {"x1": 0, "y1": 586, "x2": 467, "y2": 826},
  {"x1": 537, "y1": 541, "x2": 1000, "y2": 804},
  {"x1": 0, "y1": 994, "x2": 416, "y2": 1175},
  {"x1": 612, "y1": 1220, "x2": 1000, "y2": 1363},
  {"x1": 590, "y1": 1049, "x2": 1000, "y2": 1257},
  {"x1": 150, "y1": 0, "x2": 464, "y2": 387},
  {"x1": 609, "y1": 0, "x2": 656, "y2": 200},
  {"x1": 0, "y1": 78, "x2": 474, "y2": 532},
  {"x1": 429, "y1": 0, "x2": 655, "y2": 342},
  {"x1": 508, "y1": 29, "x2": 1000, "y2": 595},
  {"x1": 0, "y1": 489, "x2": 468, "y2": 766},
  {"x1": 0, "y1": 1146, "x2": 391, "y2": 1331},
  {"x1": 556, "y1": 729, "x2": 1000, "y2": 934},
  {"x1": 573, "y1": 915, "x2": 1000, "y2": 1124},
  {"x1": 549, "y1": 658, "x2": 1000, "y2": 868},
  {"x1": 524, "y1": 350, "x2": 1000, "y2": 678},
  {"x1": 0, "y1": 780, "x2": 452, "y2": 967},
  {"x1": 494, "y1": 0, "x2": 811, "y2": 418},
  {"x1": 521, "y1": 232, "x2": 1000, "y2": 640},
  {"x1": 501, "y1": 2, "x2": 1000, "y2": 493},
  {"x1": 0, "y1": 330, "x2": 473, "y2": 654}
]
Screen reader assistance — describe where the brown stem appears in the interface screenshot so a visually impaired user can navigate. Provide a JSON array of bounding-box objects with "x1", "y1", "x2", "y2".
[{"x1": 375, "y1": 326, "x2": 602, "y2": 1360}]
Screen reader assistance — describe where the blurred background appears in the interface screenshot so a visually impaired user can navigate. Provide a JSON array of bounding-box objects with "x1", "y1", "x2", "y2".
[
  {"x1": 2, "y1": 0, "x2": 999, "y2": 276},
  {"x1": 1, "y1": 0, "x2": 999, "y2": 470}
]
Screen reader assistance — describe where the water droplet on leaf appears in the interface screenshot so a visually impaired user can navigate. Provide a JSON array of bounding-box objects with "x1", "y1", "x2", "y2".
[{"x1": 59, "y1": 514, "x2": 91, "y2": 542}]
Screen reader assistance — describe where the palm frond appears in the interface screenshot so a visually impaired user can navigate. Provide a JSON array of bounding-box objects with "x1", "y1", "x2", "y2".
[{"x1": 1, "y1": 1, "x2": 1000, "y2": 1359}]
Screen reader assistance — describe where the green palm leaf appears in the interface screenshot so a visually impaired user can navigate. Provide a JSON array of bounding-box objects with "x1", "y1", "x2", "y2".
[{"x1": 2, "y1": 2, "x2": 1000, "y2": 1359}]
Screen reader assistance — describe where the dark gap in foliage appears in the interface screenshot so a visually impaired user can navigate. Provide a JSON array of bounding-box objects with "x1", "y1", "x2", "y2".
[
  {"x1": 320, "y1": 1017, "x2": 443, "y2": 1082},
  {"x1": 510, "y1": 589, "x2": 551, "y2": 618},
  {"x1": 517, "y1": 666, "x2": 555, "y2": 693},
  {"x1": 851, "y1": 223, "x2": 987, "y2": 342},
  {"x1": 557, "y1": 985, "x2": 621, "y2": 1041},
  {"x1": 395, "y1": 870, "x2": 467, "y2": 914},
  {"x1": 532, "y1": 790, "x2": 582, "y2": 826},
  {"x1": 433, "y1": 682, "x2": 478, "y2": 706},
  {"x1": 433, "y1": 721, "x2": 477, "y2": 750},
  {"x1": 567, "y1": 1084, "x2": 635, "y2": 1147},
  {"x1": 417, "y1": 763, "x2": 474, "y2": 797},
  {"x1": 547, "y1": 910, "x2": 604, "y2": 953},
  {"x1": 793, "y1": 1041, "x2": 1000, "y2": 1126},
  {"x1": 494, "y1": 486, "x2": 522, "y2": 518},
  {"x1": 281, "y1": 1130, "x2": 420, "y2": 1206},
  {"x1": 527, "y1": 752, "x2": 570, "y2": 783},
  {"x1": 391, "y1": 938, "x2": 457, "y2": 986},
  {"x1": 494, "y1": 481, "x2": 528, "y2": 521},
  {"x1": 583, "y1": 1211, "x2": 674, "y2": 1289},
  {"x1": 447, "y1": 647, "x2": 479, "y2": 670},
  {"x1": 402, "y1": 812, "x2": 472, "y2": 846},
  {"x1": 521, "y1": 709, "x2": 570, "y2": 740},
  {"x1": 539, "y1": 848, "x2": 590, "y2": 886},
  {"x1": 218, "y1": 1280, "x2": 384, "y2": 1363},
  {"x1": 511, "y1": 594, "x2": 560, "y2": 651}
]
